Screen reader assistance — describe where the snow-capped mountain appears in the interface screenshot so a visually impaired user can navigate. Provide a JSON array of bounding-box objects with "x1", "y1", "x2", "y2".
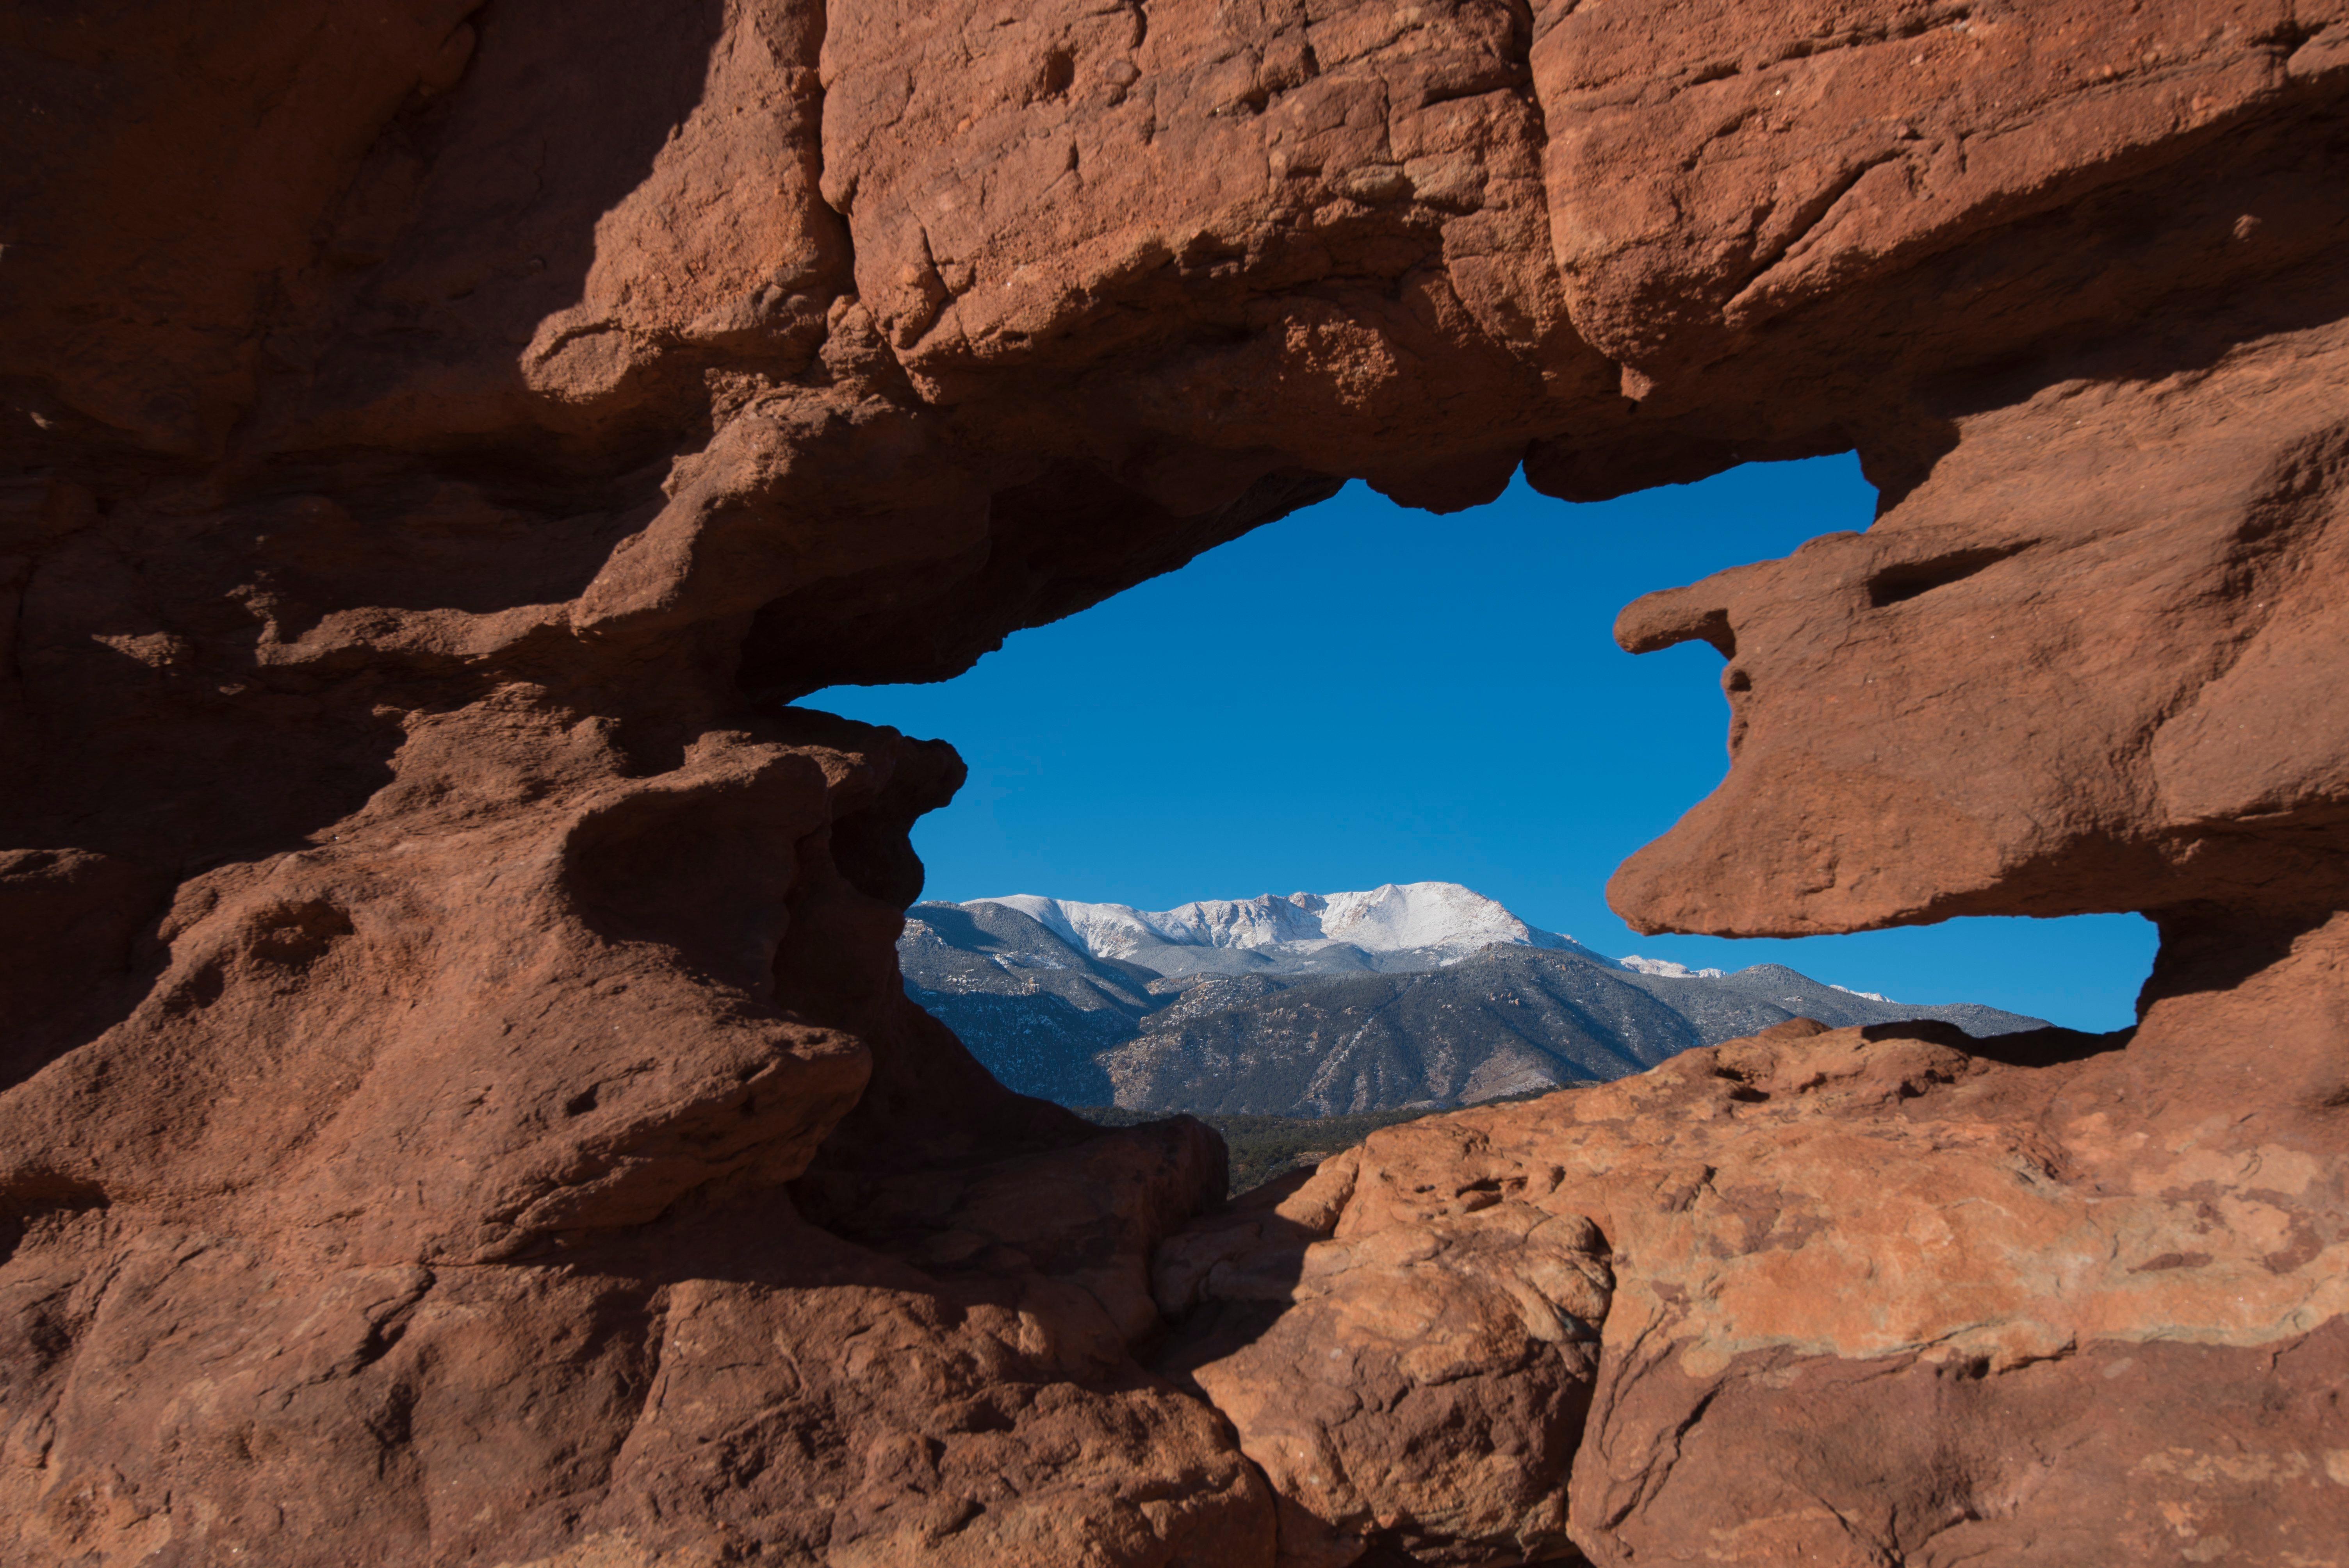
[
  {"x1": 972, "y1": 881, "x2": 1597, "y2": 977},
  {"x1": 901, "y1": 880, "x2": 2053, "y2": 1115}
]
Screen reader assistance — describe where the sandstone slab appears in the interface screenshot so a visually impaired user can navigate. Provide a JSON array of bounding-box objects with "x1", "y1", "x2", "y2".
[{"x1": 1162, "y1": 1012, "x2": 2349, "y2": 1565}]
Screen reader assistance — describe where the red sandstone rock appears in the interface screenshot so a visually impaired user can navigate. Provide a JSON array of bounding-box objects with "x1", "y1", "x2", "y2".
[
  {"x1": 5, "y1": 0, "x2": 2349, "y2": 1563},
  {"x1": 1164, "y1": 1012, "x2": 2349, "y2": 1564},
  {"x1": 0, "y1": 712, "x2": 1271, "y2": 1564},
  {"x1": 1612, "y1": 315, "x2": 2349, "y2": 936},
  {"x1": 1156, "y1": 1152, "x2": 1605, "y2": 1566}
]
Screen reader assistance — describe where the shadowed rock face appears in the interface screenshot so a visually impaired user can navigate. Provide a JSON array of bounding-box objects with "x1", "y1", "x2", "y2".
[{"x1": 4, "y1": 1, "x2": 2349, "y2": 1564}]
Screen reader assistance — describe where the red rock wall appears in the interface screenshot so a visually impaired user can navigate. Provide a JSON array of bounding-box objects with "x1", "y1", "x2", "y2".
[{"x1": 4, "y1": 2, "x2": 2348, "y2": 1563}]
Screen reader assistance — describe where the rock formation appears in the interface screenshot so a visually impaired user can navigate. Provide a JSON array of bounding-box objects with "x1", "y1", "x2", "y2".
[
  {"x1": 4, "y1": 0, "x2": 2346, "y2": 1564},
  {"x1": 1164, "y1": 1016, "x2": 2349, "y2": 1564}
]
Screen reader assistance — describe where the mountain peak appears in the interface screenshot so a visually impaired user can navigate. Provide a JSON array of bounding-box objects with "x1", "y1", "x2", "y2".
[
  {"x1": 970, "y1": 880, "x2": 1584, "y2": 966},
  {"x1": 907, "y1": 882, "x2": 2051, "y2": 1116}
]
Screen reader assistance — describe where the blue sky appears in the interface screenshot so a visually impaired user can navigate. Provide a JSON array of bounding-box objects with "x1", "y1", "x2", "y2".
[{"x1": 806, "y1": 455, "x2": 2156, "y2": 1032}]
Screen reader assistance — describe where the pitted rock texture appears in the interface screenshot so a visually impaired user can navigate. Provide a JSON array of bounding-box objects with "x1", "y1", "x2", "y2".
[
  {"x1": 0, "y1": 711, "x2": 1265, "y2": 1565},
  {"x1": 1612, "y1": 312, "x2": 2349, "y2": 937},
  {"x1": 6, "y1": 0, "x2": 2349, "y2": 1563},
  {"x1": 1161, "y1": 1010, "x2": 2349, "y2": 1565},
  {"x1": 1155, "y1": 1151, "x2": 1608, "y2": 1566}
]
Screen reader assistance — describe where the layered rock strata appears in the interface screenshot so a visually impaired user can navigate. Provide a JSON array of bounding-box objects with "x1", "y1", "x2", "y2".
[{"x1": 5, "y1": 0, "x2": 2349, "y2": 1563}]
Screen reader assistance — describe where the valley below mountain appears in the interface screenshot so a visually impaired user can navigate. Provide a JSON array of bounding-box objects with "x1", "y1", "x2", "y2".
[{"x1": 900, "y1": 882, "x2": 2045, "y2": 1116}]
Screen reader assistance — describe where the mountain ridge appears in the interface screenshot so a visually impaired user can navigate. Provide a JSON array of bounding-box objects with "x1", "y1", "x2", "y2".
[
  {"x1": 968, "y1": 880, "x2": 1602, "y2": 981},
  {"x1": 902, "y1": 882, "x2": 2049, "y2": 1115}
]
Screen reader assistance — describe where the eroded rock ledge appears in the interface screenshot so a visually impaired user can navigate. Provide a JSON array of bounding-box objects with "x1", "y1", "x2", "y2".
[
  {"x1": 1162, "y1": 1007, "x2": 2349, "y2": 1564},
  {"x1": 5, "y1": 1, "x2": 2349, "y2": 1563}
]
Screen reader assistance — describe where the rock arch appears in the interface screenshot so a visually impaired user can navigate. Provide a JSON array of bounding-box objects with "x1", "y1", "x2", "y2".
[{"x1": 4, "y1": 1, "x2": 2347, "y2": 1562}]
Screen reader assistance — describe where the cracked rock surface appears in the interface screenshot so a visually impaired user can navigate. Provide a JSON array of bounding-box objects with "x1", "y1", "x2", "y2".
[{"x1": 1161, "y1": 1010, "x2": 2349, "y2": 1564}]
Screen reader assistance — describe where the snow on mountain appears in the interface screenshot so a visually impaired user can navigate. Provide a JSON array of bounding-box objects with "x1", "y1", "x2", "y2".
[
  {"x1": 909, "y1": 883, "x2": 2052, "y2": 1114},
  {"x1": 979, "y1": 891, "x2": 1319, "y2": 958},
  {"x1": 966, "y1": 886, "x2": 1912, "y2": 1003},
  {"x1": 975, "y1": 882, "x2": 1584, "y2": 966},
  {"x1": 1619, "y1": 954, "x2": 1726, "y2": 980},
  {"x1": 1314, "y1": 882, "x2": 1573, "y2": 957}
]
